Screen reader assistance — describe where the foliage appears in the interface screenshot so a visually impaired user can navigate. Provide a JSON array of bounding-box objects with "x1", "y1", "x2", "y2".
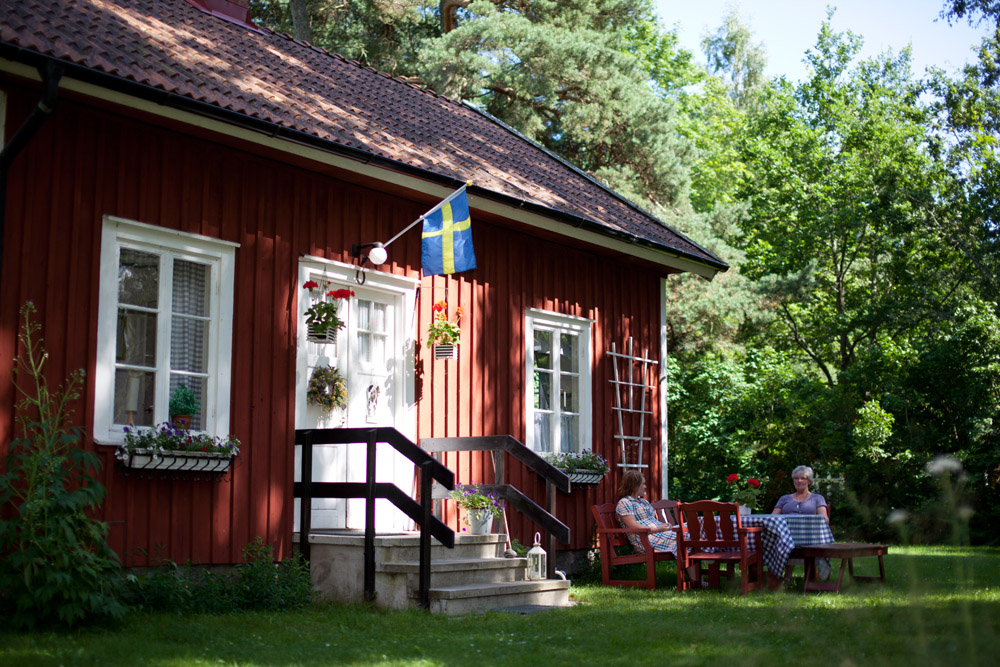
[
  {"x1": 122, "y1": 538, "x2": 312, "y2": 614},
  {"x1": 701, "y1": 8, "x2": 768, "y2": 110},
  {"x1": 726, "y1": 473, "x2": 763, "y2": 508},
  {"x1": 117, "y1": 422, "x2": 241, "y2": 457},
  {"x1": 3, "y1": 547, "x2": 1000, "y2": 665},
  {"x1": 448, "y1": 484, "x2": 503, "y2": 518},
  {"x1": 167, "y1": 384, "x2": 199, "y2": 417},
  {"x1": 543, "y1": 450, "x2": 610, "y2": 474},
  {"x1": 426, "y1": 300, "x2": 462, "y2": 347},
  {"x1": 303, "y1": 283, "x2": 354, "y2": 335},
  {"x1": 306, "y1": 365, "x2": 348, "y2": 412},
  {"x1": 0, "y1": 303, "x2": 124, "y2": 629}
]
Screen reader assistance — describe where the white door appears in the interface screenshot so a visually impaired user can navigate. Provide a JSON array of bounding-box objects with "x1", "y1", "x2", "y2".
[{"x1": 294, "y1": 259, "x2": 417, "y2": 532}]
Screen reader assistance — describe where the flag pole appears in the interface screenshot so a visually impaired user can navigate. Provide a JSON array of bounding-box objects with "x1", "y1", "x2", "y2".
[{"x1": 383, "y1": 182, "x2": 471, "y2": 249}]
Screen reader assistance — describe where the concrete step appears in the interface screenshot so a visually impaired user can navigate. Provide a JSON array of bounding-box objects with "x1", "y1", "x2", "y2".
[
  {"x1": 301, "y1": 531, "x2": 508, "y2": 562},
  {"x1": 427, "y1": 579, "x2": 571, "y2": 616},
  {"x1": 381, "y1": 556, "x2": 529, "y2": 587}
]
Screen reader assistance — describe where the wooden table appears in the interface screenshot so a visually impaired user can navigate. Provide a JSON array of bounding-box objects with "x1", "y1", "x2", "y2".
[{"x1": 798, "y1": 542, "x2": 888, "y2": 593}]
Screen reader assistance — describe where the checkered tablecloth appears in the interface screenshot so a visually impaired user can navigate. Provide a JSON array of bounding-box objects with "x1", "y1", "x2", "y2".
[{"x1": 741, "y1": 514, "x2": 834, "y2": 574}]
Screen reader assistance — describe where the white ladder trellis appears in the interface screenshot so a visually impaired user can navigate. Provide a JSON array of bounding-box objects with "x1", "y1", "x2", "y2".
[{"x1": 608, "y1": 337, "x2": 657, "y2": 469}]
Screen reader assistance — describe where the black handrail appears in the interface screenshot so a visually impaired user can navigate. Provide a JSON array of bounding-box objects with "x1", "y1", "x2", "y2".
[
  {"x1": 420, "y1": 435, "x2": 571, "y2": 578},
  {"x1": 294, "y1": 427, "x2": 455, "y2": 608}
]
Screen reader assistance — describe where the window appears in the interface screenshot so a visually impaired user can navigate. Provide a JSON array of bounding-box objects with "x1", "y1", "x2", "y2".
[
  {"x1": 93, "y1": 217, "x2": 237, "y2": 443},
  {"x1": 525, "y1": 309, "x2": 592, "y2": 453}
]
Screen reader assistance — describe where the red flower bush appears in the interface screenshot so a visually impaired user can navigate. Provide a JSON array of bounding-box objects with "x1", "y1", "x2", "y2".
[{"x1": 726, "y1": 473, "x2": 764, "y2": 509}]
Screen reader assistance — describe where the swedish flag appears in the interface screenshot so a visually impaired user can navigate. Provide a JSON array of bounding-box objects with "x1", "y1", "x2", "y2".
[{"x1": 421, "y1": 186, "x2": 476, "y2": 276}]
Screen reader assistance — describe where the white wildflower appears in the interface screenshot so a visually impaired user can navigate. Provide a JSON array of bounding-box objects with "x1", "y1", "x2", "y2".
[{"x1": 925, "y1": 454, "x2": 962, "y2": 477}]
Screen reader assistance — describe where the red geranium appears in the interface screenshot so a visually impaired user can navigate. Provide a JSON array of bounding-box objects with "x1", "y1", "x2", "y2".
[
  {"x1": 433, "y1": 300, "x2": 447, "y2": 312},
  {"x1": 748, "y1": 478, "x2": 760, "y2": 488},
  {"x1": 303, "y1": 280, "x2": 318, "y2": 290},
  {"x1": 727, "y1": 473, "x2": 739, "y2": 485}
]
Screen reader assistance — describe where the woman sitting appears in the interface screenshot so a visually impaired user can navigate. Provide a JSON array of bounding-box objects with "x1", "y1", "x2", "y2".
[
  {"x1": 616, "y1": 470, "x2": 700, "y2": 582},
  {"x1": 771, "y1": 465, "x2": 829, "y2": 520}
]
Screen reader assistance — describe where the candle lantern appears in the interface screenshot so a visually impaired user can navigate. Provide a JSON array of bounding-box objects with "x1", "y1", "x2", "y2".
[{"x1": 527, "y1": 531, "x2": 547, "y2": 580}]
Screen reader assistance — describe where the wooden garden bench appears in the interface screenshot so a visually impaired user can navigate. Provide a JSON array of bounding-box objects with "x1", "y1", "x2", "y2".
[{"x1": 591, "y1": 500, "x2": 679, "y2": 589}]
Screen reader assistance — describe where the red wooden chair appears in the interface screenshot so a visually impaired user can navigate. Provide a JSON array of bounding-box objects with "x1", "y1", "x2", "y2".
[
  {"x1": 592, "y1": 501, "x2": 678, "y2": 589},
  {"x1": 675, "y1": 500, "x2": 763, "y2": 595}
]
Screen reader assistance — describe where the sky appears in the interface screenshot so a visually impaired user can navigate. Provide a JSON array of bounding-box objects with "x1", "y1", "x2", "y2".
[{"x1": 653, "y1": 0, "x2": 991, "y2": 81}]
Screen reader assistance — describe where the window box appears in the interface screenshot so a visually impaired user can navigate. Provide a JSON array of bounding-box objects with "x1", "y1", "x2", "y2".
[
  {"x1": 116, "y1": 449, "x2": 233, "y2": 473},
  {"x1": 567, "y1": 470, "x2": 606, "y2": 485}
]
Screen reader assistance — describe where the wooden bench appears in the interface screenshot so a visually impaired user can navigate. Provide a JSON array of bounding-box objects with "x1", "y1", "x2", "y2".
[
  {"x1": 797, "y1": 542, "x2": 888, "y2": 593},
  {"x1": 592, "y1": 500, "x2": 678, "y2": 589}
]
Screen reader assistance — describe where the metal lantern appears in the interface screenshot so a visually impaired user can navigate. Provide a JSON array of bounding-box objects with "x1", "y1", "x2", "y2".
[{"x1": 527, "y1": 531, "x2": 547, "y2": 580}]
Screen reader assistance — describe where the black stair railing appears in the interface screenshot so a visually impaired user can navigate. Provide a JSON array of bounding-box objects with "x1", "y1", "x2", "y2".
[
  {"x1": 419, "y1": 435, "x2": 571, "y2": 579},
  {"x1": 294, "y1": 427, "x2": 455, "y2": 609}
]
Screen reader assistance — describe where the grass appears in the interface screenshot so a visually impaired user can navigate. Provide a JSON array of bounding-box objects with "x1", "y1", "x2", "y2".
[{"x1": 1, "y1": 546, "x2": 998, "y2": 666}]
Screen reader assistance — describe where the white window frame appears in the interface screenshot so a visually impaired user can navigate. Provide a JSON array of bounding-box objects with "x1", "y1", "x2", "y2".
[
  {"x1": 93, "y1": 216, "x2": 238, "y2": 444},
  {"x1": 524, "y1": 308, "x2": 593, "y2": 453}
]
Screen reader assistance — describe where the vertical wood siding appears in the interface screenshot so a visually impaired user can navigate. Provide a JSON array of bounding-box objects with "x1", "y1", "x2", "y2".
[{"x1": 0, "y1": 83, "x2": 666, "y2": 562}]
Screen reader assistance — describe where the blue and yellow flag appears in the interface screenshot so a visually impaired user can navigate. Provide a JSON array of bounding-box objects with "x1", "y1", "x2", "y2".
[{"x1": 421, "y1": 187, "x2": 476, "y2": 276}]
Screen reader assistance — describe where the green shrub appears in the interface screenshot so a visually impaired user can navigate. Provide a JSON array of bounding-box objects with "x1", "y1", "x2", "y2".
[
  {"x1": 123, "y1": 538, "x2": 312, "y2": 613},
  {"x1": 0, "y1": 303, "x2": 124, "y2": 629}
]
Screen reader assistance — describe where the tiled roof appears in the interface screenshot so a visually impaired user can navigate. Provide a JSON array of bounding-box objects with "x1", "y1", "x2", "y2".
[{"x1": 0, "y1": 0, "x2": 726, "y2": 271}]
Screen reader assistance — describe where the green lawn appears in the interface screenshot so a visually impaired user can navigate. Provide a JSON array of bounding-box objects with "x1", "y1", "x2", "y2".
[{"x1": 1, "y1": 546, "x2": 998, "y2": 666}]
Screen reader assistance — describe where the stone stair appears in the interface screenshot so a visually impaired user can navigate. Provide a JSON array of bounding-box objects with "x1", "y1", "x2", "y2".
[{"x1": 302, "y1": 531, "x2": 571, "y2": 615}]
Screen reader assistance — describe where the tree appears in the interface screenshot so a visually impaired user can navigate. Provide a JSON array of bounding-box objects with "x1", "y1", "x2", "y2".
[
  {"x1": 737, "y1": 17, "x2": 965, "y2": 385},
  {"x1": 417, "y1": 0, "x2": 698, "y2": 211},
  {"x1": 701, "y1": 8, "x2": 768, "y2": 110}
]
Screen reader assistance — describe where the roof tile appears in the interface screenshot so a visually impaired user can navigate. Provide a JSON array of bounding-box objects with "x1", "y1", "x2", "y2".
[{"x1": 0, "y1": 0, "x2": 725, "y2": 269}]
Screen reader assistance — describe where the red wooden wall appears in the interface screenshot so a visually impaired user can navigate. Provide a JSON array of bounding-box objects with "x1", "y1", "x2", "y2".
[{"x1": 0, "y1": 79, "x2": 666, "y2": 563}]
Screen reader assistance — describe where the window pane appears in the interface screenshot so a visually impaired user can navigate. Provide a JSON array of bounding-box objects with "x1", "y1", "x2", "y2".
[
  {"x1": 169, "y1": 375, "x2": 206, "y2": 431},
  {"x1": 358, "y1": 300, "x2": 371, "y2": 331},
  {"x1": 171, "y1": 316, "x2": 209, "y2": 373},
  {"x1": 113, "y1": 369, "x2": 155, "y2": 427},
  {"x1": 559, "y1": 415, "x2": 578, "y2": 452},
  {"x1": 534, "y1": 369, "x2": 552, "y2": 410},
  {"x1": 533, "y1": 413, "x2": 551, "y2": 453},
  {"x1": 118, "y1": 248, "x2": 158, "y2": 308},
  {"x1": 372, "y1": 334, "x2": 386, "y2": 365},
  {"x1": 561, "y1": 373, "x2": 578, "y2": 412},
  {"x1": 117, "y1": 309, "x2": 156, "y2": 366},
  {"x1": 359, "y1": 332, "x2": 371, "y2": 363},
  {"x1": 172, "y1": 260, "x2": 210, "y2": 317},
  {"x1": 560, "y1": 332, "x2": 578, "y2": 372},
  {"x1": 373, "y1": 303, "x2": 387, "y2": 334},
  {"x1": 533, "y1": 330, "x2": 552, "y2": 370}
]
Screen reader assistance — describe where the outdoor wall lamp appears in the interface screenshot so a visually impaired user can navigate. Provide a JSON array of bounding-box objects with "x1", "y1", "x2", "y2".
[{"x1": 352, "y1": 242, "x2": 387, "y2": 285}]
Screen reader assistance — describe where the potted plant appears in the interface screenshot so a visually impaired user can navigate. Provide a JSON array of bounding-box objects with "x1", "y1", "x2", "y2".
[
  {"x1": 426, "y1": 300, "x2": 462, "y2": 359},
  {"x1": 116, "y1": 422, "x2": 241, "y2": 473},
  {"x1": 543, "y1": 450, "x2": 611, "y2": 485},
  {"x1": 726, "y1": 473, "x2": 763, "y2": 514},
  {"x1": 168, "y1": 384, "x2": 199, "y2": 429},
  {"x1": 306, "y1": 365, "x2": 348, "y2": 413},
  {"x1": 303, "y1": 282, "x2": 354, "y2": 343},
  {"x1": 448, "y1": 484, "x2": 503, "y2": 535}
]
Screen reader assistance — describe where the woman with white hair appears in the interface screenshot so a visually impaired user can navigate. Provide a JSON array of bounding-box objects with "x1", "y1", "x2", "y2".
[{"x1": 772, "y1": 465, "x2": 829, "y2": 520}]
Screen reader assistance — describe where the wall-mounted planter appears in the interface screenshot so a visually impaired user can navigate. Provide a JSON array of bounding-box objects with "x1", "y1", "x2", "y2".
[
  {"x1": 566, "y1": 470, "x2": 606, "y2": 485},
  {"x1": 433, "y1": 344, "x2": 457, "y2": 360},
  {"x1": 117, "y1": 449, "x2": 234, "y2": 474}
]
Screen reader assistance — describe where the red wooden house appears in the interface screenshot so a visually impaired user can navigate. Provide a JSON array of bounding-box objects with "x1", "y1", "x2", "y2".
[{"x1": 0, "y1": 0, "x2": 726, "y2": 571}]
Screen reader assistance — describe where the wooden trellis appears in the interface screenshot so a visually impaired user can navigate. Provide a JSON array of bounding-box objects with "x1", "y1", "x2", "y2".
[{"x1": 608, "y1": 337, "x2": 657, "y2": 469}]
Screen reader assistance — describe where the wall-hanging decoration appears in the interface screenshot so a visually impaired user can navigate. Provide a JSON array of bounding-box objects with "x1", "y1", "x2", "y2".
[
  {"x1": 306, "y1": 364, "x2": 348, "y2": 413},
  {"x1": 426, "y1": 300, "x2": 462, "y2": 360}
]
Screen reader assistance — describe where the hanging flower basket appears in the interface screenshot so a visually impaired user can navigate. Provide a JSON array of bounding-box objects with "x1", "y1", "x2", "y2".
[
  {"x1": 433, "y1": 343, "x2": 458, "y2": 360},
  {"x1": 307, "y1": 324, "x2": 337, "y2": 345}
]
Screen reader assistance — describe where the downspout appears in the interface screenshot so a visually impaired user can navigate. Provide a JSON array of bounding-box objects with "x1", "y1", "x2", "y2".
[{"x1": 0, "y1": 61, "x2": 63, "y2": 278}]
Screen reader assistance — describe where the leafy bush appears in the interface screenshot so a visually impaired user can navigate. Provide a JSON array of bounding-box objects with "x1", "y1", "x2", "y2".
[
  {"x1": 0, "y1": 303, "x2": 124, "y2": 629},
  {"x1": 123, "y1": 538, "x2": 313, "y2": 613}
]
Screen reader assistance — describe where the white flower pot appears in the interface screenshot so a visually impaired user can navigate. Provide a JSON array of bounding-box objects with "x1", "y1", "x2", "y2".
[
  {"x1": 739, "y1": 505, "x2": 751, "y2": 516},
  {"x1": 467, "y1": 509, "x2": 494, "y2": 535}
]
